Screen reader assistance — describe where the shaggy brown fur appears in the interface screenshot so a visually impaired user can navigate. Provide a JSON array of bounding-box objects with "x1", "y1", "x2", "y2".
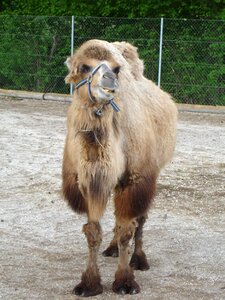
[{"x1": 62, "y1": 39, "x2": 177, "y2": 296}]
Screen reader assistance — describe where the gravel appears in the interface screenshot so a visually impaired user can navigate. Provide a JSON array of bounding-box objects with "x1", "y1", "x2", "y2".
[{"x1": 0, "y1": 98, "x2": 224, "y2": 300}]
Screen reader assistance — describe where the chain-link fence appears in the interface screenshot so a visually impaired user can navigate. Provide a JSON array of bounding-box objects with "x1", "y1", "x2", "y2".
[{"x1": 0, "y1": 16, "x2": 224, "y2": 105}]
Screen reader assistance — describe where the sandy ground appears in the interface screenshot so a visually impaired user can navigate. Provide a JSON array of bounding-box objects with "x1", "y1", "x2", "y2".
[{"x1": 0, "y1": 97, "x2": 225, "y2": 300}]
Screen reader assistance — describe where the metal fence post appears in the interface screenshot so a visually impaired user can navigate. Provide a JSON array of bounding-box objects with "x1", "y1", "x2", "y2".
[
  {"x1": 158, "y1": 17, "x2": 164, "y2": 88},
  {"x1": 70, "y1": 15, "x2": 75, "y2": 95}
]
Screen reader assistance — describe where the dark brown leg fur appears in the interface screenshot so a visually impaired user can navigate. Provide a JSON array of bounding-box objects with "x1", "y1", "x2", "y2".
[
  {"x1": 102, "y1": 225, "x2": 119, "y2": 257},
  {"x1": 102, "y1": 243, "x2": 119, "y2": 257},
  {"x1": 73, "y1": 222, "x2": 103, "y2": 297},
  {"x1": 113, "y1": 267, "x2": 140, "y2": 295},
  {"x1": 105, "y1": 172, "x2": 156, "y2": 260},
  {"x1": 74, "y1": 271, "x2": 102, "y2": 297},
  {"x1": 130, "y1": 215, "x2": 150, "y2": 271},
  {"x1": 111, "y1": 172, "x2": 156, "y2": 294},
  {"x1": 114, "y1": 172, "x2": 156, "y2": 220}
]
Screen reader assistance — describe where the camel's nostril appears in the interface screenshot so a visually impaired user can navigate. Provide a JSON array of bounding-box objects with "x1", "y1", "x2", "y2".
[
  {"x1": 103, "y1": 72, "x2": 116, "y2": 80},
  {"x1": 101, "y1": 73, "x2": 118, "y2": 94}
]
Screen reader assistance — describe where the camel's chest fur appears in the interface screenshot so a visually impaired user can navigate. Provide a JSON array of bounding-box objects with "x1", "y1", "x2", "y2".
[
  {"x1": 77, "y1": 126, "x2": 125, "y2": 202},
  {"x1": 82, "y1": 129, "x2": 108, "y2": 161}
]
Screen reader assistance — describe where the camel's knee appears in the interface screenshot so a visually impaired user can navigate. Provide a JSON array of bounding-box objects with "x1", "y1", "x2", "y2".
[
  {"x1": 117, "y1": 221, "x2": 136, "y2": 247},
  {"x1": 83, "y1": 222, "x2": 102, "y2": 248},
  {"x1": 116, "y1": 221, "x2": 136, "y2": 266}
]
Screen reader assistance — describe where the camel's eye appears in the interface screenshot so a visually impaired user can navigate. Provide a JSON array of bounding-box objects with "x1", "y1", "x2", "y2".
[
  {"x1": 79, "y1": 64, "x2": 92, "y2": 73},
  {"x1": 112, "y1": 66, "x2": 120, "y2": 75}
]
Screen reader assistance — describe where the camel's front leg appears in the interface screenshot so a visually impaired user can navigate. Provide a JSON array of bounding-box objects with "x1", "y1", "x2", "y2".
[
  {"x1": 112, "y1": 221, "x2": 140, "y2": 295},
  {"x1": 112, "y1": 171, "x2": 156, "y2": 294},
  {"x1": 103, "y1": 216, "x2": 150, "y2": 270},
  {"x1": 73, "y1": 221, "x2": 103, "y2": 297}
]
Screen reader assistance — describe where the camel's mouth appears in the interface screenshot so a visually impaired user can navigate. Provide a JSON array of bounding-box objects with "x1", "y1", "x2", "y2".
[
  {"x1": 101, "y1": 87, "x2": 116, "y2": 94},
  {"x1": 93, "y1": 85, "x2": 118, "y2": 102}
]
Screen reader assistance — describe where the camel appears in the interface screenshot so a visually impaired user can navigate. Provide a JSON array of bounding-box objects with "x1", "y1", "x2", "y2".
[{"x1": 62, "y1": 39, "x2": 177, "y2": 297}]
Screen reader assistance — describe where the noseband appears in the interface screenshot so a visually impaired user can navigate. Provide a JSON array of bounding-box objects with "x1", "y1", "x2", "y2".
[{"x1": 74, "y1": 63, "x2": 120, "y2": 116}]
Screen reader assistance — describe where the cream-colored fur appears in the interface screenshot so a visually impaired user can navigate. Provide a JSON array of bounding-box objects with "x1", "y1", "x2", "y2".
[{"x1": 63, "y1": 39, "x2": 177, "y2": 221}]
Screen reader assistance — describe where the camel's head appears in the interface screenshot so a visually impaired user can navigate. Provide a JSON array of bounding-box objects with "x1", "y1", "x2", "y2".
[{"x1": 65, "y1": 40, "x2": 121, "y2": 104}]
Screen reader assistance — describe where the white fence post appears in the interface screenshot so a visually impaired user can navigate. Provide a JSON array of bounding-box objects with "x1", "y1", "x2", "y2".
[
  {"x1": 158, "y1": 17, "x2": 164, "y2": 88},
  {"x1": 70, "y1": 15, "x2": 74, "y2": 95}
]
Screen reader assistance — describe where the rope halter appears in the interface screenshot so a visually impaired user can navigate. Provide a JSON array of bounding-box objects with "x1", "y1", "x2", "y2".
[{"x1": 74, "y1": 63, "x2": 120, "y2": 116}]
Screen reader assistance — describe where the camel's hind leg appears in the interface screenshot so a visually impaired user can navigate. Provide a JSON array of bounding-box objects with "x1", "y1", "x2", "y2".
[
  {"x1": 102, "y1": 224, "x2": 119, "y2": 257},
  {"x1": 130, "y1": 215, "x2": 150, "y2": 270}
]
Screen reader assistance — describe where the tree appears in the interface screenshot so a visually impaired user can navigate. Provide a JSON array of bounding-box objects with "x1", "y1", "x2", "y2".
[
  {"x1": 0, "y1": 0, "x2": 225, "y2": 19},
  {"x1": 0, "y1": 2, "x2": 224, "y2": 105},
  {"x1": 0, "y1": 15, "x2": 70, "y2": 93}
]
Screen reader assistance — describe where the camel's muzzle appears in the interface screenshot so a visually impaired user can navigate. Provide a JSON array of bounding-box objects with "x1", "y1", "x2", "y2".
[
  {"x1": 74, "y1": 63, "x2": 120, "y2": 114},
  {"x1": 100, "y1": 65, "x2": 119, "y2": 94}
]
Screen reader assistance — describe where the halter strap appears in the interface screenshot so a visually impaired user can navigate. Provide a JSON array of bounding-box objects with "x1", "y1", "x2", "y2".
[{"x1": 74, "y1": 63, "x2": 120, "y2": 114}]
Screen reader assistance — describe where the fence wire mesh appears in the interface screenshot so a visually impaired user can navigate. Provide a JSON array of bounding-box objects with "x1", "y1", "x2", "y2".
[
  {"x1": 0, "y1": 16, "x2": 71, "y2": 94},
  {"x1": 0, "y1": 16, "x2": 224, "y2": 105}
]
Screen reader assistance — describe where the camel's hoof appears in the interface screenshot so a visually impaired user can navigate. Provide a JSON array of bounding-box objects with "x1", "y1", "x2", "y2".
[
  {"x1": 73, "y1": 282, "x2": 103, "y2": 297},
  {"x1": 130, "y1": 251, "x2": 150, "y2": 271},
  {"x1": 102, "y1": 244, "x2": 119, "y2": 257},
  {"x1": 112, "y1": 279, "x2": 140, "y2": 295},
  {"x1": 112, "y1": 268, "x2": 140, "y2": 295}
]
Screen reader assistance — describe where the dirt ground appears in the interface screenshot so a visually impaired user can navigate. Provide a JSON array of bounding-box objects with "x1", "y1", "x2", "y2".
[{"x1": 0, "y1": 97, "x2": 225, "y2": 300}]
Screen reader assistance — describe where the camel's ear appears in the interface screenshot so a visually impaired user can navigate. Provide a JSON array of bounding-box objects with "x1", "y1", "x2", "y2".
[
  {"x1": 64, "y1": 56, "x2": 78, "y2": 84},
  {"x1": 65, "y1": 57, "x2": 72, "y2": 70}
]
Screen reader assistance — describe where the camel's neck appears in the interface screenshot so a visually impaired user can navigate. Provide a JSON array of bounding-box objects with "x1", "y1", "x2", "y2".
[
  {"x1": 71, "y1": 105, "x2": 120, "y2": 157},
  {"x1": 72, "y1": 95, "x2": 121, "y2": 140}
]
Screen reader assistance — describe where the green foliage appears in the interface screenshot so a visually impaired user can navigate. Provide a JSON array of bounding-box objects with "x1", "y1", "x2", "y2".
[
  {"x1": 0, "y1": 15, "x2": 224, "y2": 105},
  {"x1": 0, "y1": 1, "x2": 224, "y2": 103},
  {"x1": 161, "y1": 19, "x2": 225, "y2": 105},
  {"x1": 0, "y1": 15, "x2": 70, "y2": 93},
  {"x1": 1, "y1": 0, "x2": 225, "y2": 19}
]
